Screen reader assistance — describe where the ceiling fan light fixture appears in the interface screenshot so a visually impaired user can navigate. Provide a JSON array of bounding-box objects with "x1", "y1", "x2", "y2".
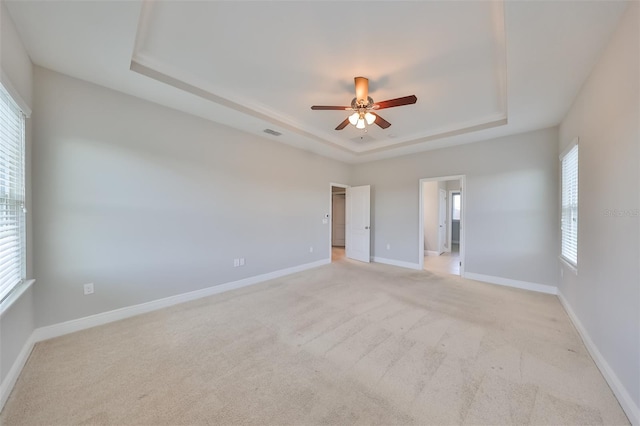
[
  {"x1": 348, "y1": 112, "x2": 359, "y2": 126},
  {"x1": 356, "y1": 118, "x2": 366, "y2": 129},
  {"x1": 365, "y1": 112, "x2": 376, "y2": 125}
]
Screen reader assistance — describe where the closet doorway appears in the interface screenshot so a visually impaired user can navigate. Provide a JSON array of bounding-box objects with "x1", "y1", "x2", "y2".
[{"x1": 330, "y1": 184, "x2": 348, "y2": 262}]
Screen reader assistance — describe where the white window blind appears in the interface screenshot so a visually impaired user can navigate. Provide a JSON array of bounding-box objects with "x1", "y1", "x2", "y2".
[
  {"x1": 561, "y1": 144, "x2": 578, "y2": 266},
  {"x1": 0, "y1": 83, "x2": 26, "y2": 302}
]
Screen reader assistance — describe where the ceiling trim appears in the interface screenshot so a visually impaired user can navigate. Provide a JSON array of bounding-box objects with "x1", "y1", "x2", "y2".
[
  {"x1": 130, "y1": 0, "x2": 510, "y2": 158},
  {"x1": 353, "y1": 117, "x2": 508, "y2": 156},
  {"x1": 130, "y1": 56, "x2": 353, "y2": 155}
]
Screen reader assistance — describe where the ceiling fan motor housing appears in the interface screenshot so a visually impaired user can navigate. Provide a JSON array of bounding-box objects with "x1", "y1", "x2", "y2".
[{"x1": 351, "y1": 96, "x2": 374, "y2": 111}]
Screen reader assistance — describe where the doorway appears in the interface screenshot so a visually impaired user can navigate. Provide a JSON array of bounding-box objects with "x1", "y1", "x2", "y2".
[
  {"x1": 419, "y1": 176, "x2": 465, "y2": 276},
  {"x1": 448, "y1": 190, "x2": 461, "y2": 259},
  {"x1": 329, "y1": 183, "x2": 371, "y2": 263},
  {"x1": 330, "y1": 184, "x2": 347, "y2": 262}
]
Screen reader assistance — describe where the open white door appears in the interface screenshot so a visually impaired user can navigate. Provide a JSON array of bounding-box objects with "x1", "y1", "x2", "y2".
[{"x1": 346, "y1": 185, "x2": 371, "y2": 263}]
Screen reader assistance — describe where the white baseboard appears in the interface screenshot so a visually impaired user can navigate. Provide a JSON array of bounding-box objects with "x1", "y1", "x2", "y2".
[
  {"x1": 464, "y1": 272, "x2": 558, "y2": 295},
  {"x1": 372, "y1": 256, "x2": 422, "y2": 270},
  {"x1": 557, "y1": 291, "x2": 639, "y2": 426},
  {"x1": 0, "y1": 333, "x2": 36, "y2": 411},
  {"x1": 425, "y1": 250, "x2": 440, "y2": 257},
  {"x1": 33, "y1": 258, "x2": 331, "y2": 343}
]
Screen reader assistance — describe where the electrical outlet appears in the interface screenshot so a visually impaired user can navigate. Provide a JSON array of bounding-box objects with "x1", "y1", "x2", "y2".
[
  {"x1": 239, "y1": 258, "x2": 245, "y2": 266},
  {"x1": 386, "y1": 243, "x2": 391, "y2": 250},
  {"x1": 233, "y1": 258, "x2": 240, "y2": 267},
  {"x1": 309, "y1": 246, "x2": 314, "y2": 253},
  {"x1": 83, "y1": 283, "x2": 94, "y2": 295}
]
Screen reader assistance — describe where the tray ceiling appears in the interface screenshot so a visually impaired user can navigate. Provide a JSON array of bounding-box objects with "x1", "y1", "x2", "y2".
[{"x1": 4, "y1": 1, "x2": 629, "y2": 163}]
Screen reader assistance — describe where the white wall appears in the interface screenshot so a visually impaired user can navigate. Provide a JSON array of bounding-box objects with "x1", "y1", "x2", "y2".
[
  {"x1": 558, "y1": 2, "x2": 639, "y2": 422},
  {"x1": 0, "y1": 0, "x2": 35, "y2": 388},
  {"x1": 353, "y1": 127, "x2": 559, "y2": 287},
  {"x1": 32, "y1": 67, "x2": 351, "y2": 327}
]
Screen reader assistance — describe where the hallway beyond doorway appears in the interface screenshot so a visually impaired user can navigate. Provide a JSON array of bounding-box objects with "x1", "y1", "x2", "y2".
[
  {"x1": 419, "y1": 175, "x2": 465, "y2": 275},
  {"x1": 332, "y1": 246, "x2": 345, "y2": 262},
  {"x1": 424, "y1": 243, "x2": 460, "y2": 275}
]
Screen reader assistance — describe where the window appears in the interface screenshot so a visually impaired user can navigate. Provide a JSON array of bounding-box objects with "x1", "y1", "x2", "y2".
[
  {"x1": 452, "y1": 193, "x2": 461, "y2": 221},
  {"x1": 0, "y1": 83, "x2": 26, "y2": 302},
  {"x1": 561, "y1": 143, "x2": 578, "y2": 266}
]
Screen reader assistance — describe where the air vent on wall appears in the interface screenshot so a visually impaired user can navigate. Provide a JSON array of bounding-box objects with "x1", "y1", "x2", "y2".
[{"x1": 263, "y1": 129, "x2": 282, "y2": 136}]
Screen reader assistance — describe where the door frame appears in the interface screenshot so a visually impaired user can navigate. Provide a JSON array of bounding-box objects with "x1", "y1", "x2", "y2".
[
  {"x1": 329, "y1": 183, "x2": 350, "y2": 260},
  {"x1": 418, "y1": 175, "x2": 466, "y2": 275}
]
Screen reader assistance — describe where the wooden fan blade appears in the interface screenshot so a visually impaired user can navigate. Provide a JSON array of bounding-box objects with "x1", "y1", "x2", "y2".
[
  {"x1": 354, "y1": 77, "x2": 369, "y2": 103},
  {"x1": 371, "y1": 112, "x2": 391, "y2": 129},
  {"x1": 373, "y1": 95, "x2": 417, "y2": 110},
  {"x1": 311, "y1": 105, "x2": 351, "y2": 110},
  {"x1": 335, "y1": 118, "x2": 350, "y2": 130}
]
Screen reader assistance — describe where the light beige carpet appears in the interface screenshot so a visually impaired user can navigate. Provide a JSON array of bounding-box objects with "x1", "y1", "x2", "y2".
[{"x1": 1, "y1": 259, "x2": 629, "y2": 425}]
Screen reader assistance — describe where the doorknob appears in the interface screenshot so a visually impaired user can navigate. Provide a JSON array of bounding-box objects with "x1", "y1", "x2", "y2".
[{"x1": 365, "y1": 226, "x2": 370, "y2": 230}]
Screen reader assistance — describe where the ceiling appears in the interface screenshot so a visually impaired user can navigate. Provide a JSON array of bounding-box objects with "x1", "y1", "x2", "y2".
[{"x1": 5, "y1": 1, "x2": 628, "y2": 163}]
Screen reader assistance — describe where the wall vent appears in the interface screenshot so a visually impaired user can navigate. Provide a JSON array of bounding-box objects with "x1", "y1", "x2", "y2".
[{"x1": 263, "y1": 129, "x2": 282, "y2": 136}]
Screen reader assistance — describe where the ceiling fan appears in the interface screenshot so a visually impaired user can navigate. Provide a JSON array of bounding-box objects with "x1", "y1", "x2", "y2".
[{"x1": 311, "y1": 77, "x2": 417, "y2": 131}]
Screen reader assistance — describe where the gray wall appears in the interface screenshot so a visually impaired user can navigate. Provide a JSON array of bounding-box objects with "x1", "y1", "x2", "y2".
[
  {"x1": 559, "y1": 2, "x2": 639, "y2": 412},
  {"x1": 0, "y1": 1, "x2": 35, "y2": 386},
  {"x1": 32, "y1": 68, "x2": 350, "y2": 327},
  {"x1": 352, "y1": 127, "x2": 559, "y2": 287},
  {"x1": 0, "y1": 286, "x2": 34, "y2": 383}
]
